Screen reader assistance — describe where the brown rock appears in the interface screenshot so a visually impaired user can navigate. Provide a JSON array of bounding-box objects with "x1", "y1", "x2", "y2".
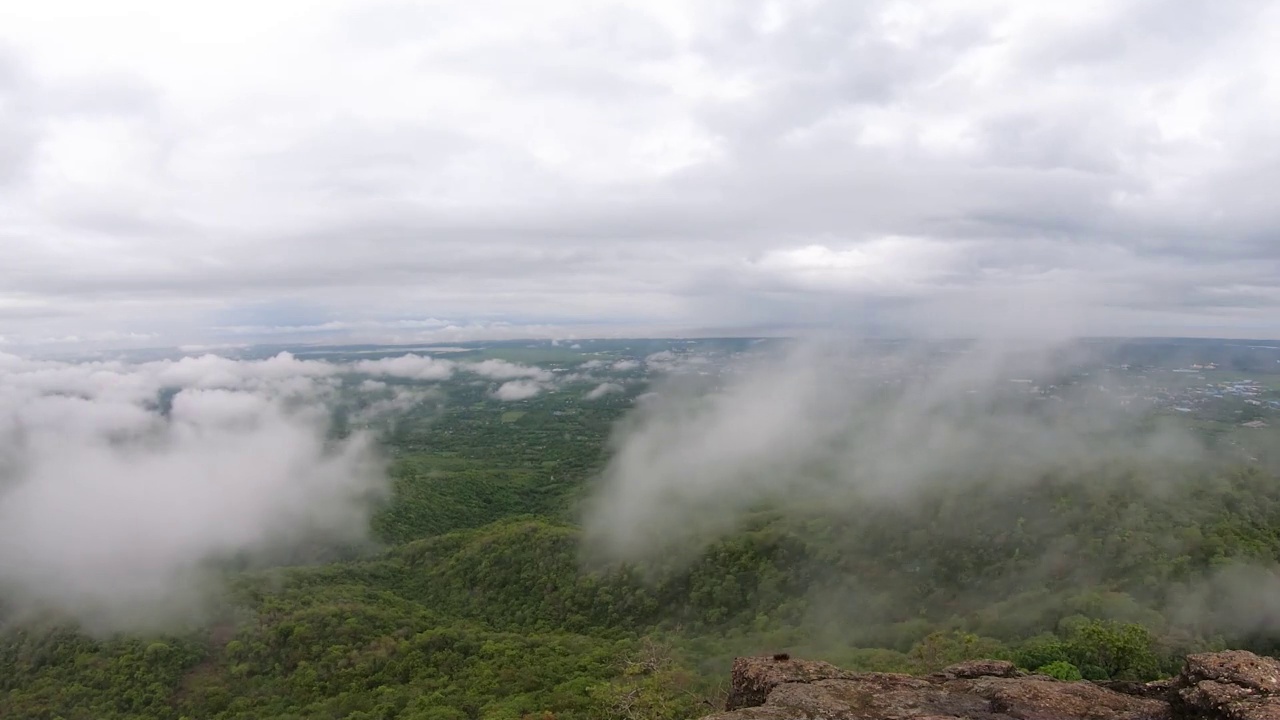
[
  {"x1": 932, "y1": 659, "x2": 1022, "y2": 680},
  {"x1": 706, "y1": 651, "x2": 1280, "y2": 720},
  {"x1": 1180, "y1": 680, "x2": 1254, "y2": 709},
  {"x1": 1183, "y1": 652, "x2": 1280, "y2": 694},
  {"x1": 723, "y1": 655, "x2": 858, "y2": 711},
  {"x1": 707, "y1": 671, "x2": 1015, "y2": 719},
  {"x1": 1170, "y1": 651, "x2": 1280, "y2": 719},
  {"x1": 1218, "y1": 699, "x2": 1280, "y2": 720},
  {"x1": 958, "y1": 676, "x2": 1171, "y2": 720},
  {"x1": 766, "y1": 675, "x2": 1013, "y2": 719},
  {"x1": 1100, "y1": 679, "x2": 1176, "y2": 702},
  {"x1": 709, "y1": 656, "x2": 1169, "y2": 720}
]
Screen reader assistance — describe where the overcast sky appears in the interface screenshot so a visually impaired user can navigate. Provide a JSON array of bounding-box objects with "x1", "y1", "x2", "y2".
[{"x1": 1, "y1": 0, "x2": 1278, "y2": 350}]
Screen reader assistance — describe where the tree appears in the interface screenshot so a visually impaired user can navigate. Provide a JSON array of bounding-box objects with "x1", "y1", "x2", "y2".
[
  {"x1": 909, "y1": 631, "x2": 1007, "y2": 672},
  {"x1": 1036, "y1": 661, "x2": 1083, "y2": 681},
  {"x1": 1065, "y1": 621, "x2": 1161, "y2": 681}
]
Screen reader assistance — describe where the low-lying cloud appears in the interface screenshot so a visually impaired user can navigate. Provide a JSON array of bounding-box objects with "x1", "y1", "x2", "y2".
[
  {"x1": 578, "y1": 336, "x2": 1280, "y2": 643},
  {"x1": 347, "y1": 354, "x2": 557, "y2": 385},
  {"x1": 0, "y1": 350, "x2": 510, "y2": 631},
  {"x1": 0, "y1": 347, "x2": 566, "y2": 632},
  {"x1": 469, "y1": 359, "x2": 555, "y2": 382},
  {"x1": 585, "y1": 382, "x2": 624, "y2": 400},
  {"x1": 493, "y1": 379, "x2": 546, "y2": 401},
  {"x1": 583, "y1": 338, "x2": 1204, "y2": 563},
  {"x1": 353, "y1": 353, "x2": 456, "y2": 380}
]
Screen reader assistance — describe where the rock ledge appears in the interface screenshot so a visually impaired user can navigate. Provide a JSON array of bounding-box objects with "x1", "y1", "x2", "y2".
[{"x1": 701, "y1": 651, "x2": 1280, "y2": 720}]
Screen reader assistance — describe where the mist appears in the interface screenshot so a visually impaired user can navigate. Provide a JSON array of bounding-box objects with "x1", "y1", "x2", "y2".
[
  {"x1": 0, "y1": 352, "x2": 394, "y2": 632},
  {"x1": 578, "y1": 334, "x2": 1280, "y2": 645},
  {"x1": 583, "y1": 337, "x2": 1205, "y2": 564}
]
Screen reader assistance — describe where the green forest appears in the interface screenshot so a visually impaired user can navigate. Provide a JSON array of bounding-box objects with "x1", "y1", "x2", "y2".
[{"x1": 5, "y1": 354, "x2": 1280, "y2": 720}]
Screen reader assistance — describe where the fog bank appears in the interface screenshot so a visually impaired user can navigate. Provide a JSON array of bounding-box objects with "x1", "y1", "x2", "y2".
[
  {"x1": 583, "y1": 338, "x2": 1203, "y2": 563},
  {"x1": 0, "y1": 352, "x2": 392, "y2": 632}
]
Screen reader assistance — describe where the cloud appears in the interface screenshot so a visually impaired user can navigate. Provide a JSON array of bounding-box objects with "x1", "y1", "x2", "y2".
[
  {"x1": 749, "y1": 237, "x2": 971, "y2": 296},
  {"x1": 348, "y1": 385, "x2": 435, "y2": 424},
  {"x1": 352, "y1": 354, "x2": 456, "y2": 381},
  {"x1": 0, "y1": 350, "x2": 428, "y2": 632},
  {"x1": 1, "y1": 1, "x2": 1279, "y2": 345},
  {"x1": 583, "y1": 337, "x2": 1202, "y2": 562},
  {"x1": 215, "y1": 318, "x2": 451, "y2": 335},
  {"x1": 492, "y1": 379, "x2": 545, "y2": 401},
  {"x1": 1168, "y1": 564, "x2": 1280, "y2": 639},
  {"x1": 585, "y1": 382, "x2": 624, "y2": 400},
  {"x1": 644, "y1": 350, "x2": 710, "y2": 374},
  {"x1": 466, "y1": 359, "x2": 554, "y2": 382},
  {"x1": 320, "y1": 355, "x2": 558, "y2": 390},
  {"x1": 156, "y1": 351, "x2": 341, "y2": 387},
  {"x1": 177, "y1": 343, "x2": 250, "y2": 353}
]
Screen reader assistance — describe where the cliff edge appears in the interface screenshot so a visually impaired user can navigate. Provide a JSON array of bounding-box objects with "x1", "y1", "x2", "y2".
[{"x1": 701, "y1": 650, "x2": 1280, "y2": 719}]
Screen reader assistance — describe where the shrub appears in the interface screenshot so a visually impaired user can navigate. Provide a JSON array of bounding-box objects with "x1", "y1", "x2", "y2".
[{"x1": 1035, "y1": 661, "x2": 1083, "y2": 681}]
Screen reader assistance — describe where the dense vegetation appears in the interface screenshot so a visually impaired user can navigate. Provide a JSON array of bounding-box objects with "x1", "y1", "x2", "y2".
[{"x1": 5, "y1": 342, "x2": 1280, "y2": 719}]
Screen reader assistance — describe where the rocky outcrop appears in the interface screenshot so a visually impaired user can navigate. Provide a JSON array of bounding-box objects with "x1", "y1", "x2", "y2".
[
  {"x1": 724, "y1": 656, "x2": 859, "y2": 710},
  {"x1": 702, "y1": 651, "x2": 1280, "y2": 720},
  {"x1": 1171, "y1": 651, "x2": 1280, "y2": 719}
]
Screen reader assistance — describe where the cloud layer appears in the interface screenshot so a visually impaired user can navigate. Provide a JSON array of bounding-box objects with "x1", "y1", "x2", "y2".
[
  {"x1": 0, "y1": 349, "x2": 561, "y2": 630},
  {"x1": 583, "y1": 338, "x2": 1203, "y2": 561},
  {"x1": 2, "y1": 1, "x2": 1279, "y2": 347}
]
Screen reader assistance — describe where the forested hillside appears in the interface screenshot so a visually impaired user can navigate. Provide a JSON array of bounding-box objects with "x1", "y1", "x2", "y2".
[{"x1": 5, "y1": 342, "x2": 1280, "y2": 719}]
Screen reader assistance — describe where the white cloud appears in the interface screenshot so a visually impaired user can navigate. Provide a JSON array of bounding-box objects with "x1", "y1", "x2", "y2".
[
  {"x1": 0, "y1": 350, "x2": 389, "y2": 631},
  {"x1": 177, "y1": 343, "x2": 250, "y2": 353},
  {"x1": 1, "y1": 1, "x2": 1279, "y2": 343},
  {"x1": 466, "y1": 359, "x2": 554, "y2": 382},
  {"x1": 351, "y1": 354, "x2": 456, "y2": 381},
  {"x1": 492, "y1": 379, "x2": 545, "y2": 401},
  {"x1": 644, "y1": 350, "x2": 709, "y2": 373},
  {"x1": 583, "y1": 338, "x2": 1202, "y2": 562},
  {"x1": 585, "y1": 382, "x2": 624, "y2": 400},
  {"x1": 751, "y1": 237, "x2": 969, "y2": 295},
  {"x1": 349, "y1": 386, "x2": 434, "y2": 424},
  {"x1": 216, "y1": 318, "x2": 450, "y2": 335},
  {"x1": 161, "y1": 351, "x2": 339, "y2": 385}
]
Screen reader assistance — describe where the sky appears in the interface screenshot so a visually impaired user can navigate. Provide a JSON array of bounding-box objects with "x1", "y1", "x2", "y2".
[{"x1": 1, "y1": 0, "x2": 1279, "y2": 351}]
